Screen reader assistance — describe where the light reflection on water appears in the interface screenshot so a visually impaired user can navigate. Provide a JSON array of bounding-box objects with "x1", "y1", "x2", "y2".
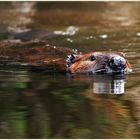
[
  {"x1": 0, "y1": 70, "x2": 139, "y2": 138},
  {"x1": 92, "y1": 75, "x2": 125, "y2": 94},
  {"x1": 0, "y1": 69, "x2": 140, "y2": 138}
]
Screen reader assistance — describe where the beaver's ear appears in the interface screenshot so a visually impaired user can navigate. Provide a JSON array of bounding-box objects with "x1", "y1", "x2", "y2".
[
  {"x1": 119, "y1": 52, "x2": 126, "y2": 57},
  {"x1": 73, "y1": 54, "x2": 83, "y2": 61}
]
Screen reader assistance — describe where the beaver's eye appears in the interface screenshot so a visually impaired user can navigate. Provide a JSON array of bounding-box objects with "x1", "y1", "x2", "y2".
[{"x1": 89, "y1": 55, "x2": 96, "y2": 61}]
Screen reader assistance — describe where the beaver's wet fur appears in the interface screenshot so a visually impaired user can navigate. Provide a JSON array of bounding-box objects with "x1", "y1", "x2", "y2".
[
  {"x1": 67, "y1": 52, "x2": 132, "y2": 74},
  {"x1": 0, "y1": 40, "x2": 132, "y2": 74}
]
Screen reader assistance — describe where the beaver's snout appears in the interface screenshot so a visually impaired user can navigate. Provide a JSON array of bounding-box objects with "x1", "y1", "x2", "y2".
[{"x1": 109, "y1": 56, "x2": 126, "y2": 72}]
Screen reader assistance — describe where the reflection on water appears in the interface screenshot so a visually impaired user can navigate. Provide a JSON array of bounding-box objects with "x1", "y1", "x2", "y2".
[
  {"x1": 92, "y1": 75, "x2": 125, "y2": 94},
  {"x1": 0, "y1": 1, "x2": 140, "y2": 138},
  {"x1": 0, "y1": 70, "x2": 139, "y2": 138}
]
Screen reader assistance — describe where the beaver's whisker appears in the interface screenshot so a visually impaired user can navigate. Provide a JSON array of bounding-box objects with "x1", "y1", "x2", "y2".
[{"x1": 94, "y1": 69, "x2": 106, "y2": 73}]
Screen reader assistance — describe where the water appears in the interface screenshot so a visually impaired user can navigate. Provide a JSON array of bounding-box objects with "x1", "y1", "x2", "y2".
[{"x1": 0, "y1": 2, "x2": 140, "y2": 138}]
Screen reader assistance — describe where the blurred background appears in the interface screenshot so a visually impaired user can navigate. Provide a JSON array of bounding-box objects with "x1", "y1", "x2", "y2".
[{"x1": 1, "y1": 2, "x2": 140, "y2": 30}]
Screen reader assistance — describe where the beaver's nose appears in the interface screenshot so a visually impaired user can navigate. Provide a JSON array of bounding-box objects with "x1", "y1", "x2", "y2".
[{"x1": 109, "y1": 56, "x2": 126, "y2": 71}]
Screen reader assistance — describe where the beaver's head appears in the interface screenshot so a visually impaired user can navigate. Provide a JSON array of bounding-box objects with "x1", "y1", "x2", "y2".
[{"x1": 66, "y1": 52, "x2": 132, "y2": 74}]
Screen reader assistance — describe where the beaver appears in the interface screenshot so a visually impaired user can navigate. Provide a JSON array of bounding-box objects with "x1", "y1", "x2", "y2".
[{"x1": 66, "y1": 52, "x2": 132, "y2": 74}]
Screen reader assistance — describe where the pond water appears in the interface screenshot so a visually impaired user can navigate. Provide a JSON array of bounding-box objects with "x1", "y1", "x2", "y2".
[{"x1": 0, "y1": 2, "x2": 140, "y2": 138}]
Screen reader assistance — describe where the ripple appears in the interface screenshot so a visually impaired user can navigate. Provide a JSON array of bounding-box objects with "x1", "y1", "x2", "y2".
[
  {"x1": 136, "y1": 32, "x2": 140, "y2": 36},
  {"x1": 54, "y1": 26, "x2": 79, "y2": 36},
  {"x1": 99, "y1": 34, "x2": 108, "y2": 39},
  {"x1": 85, "y1": 36, "x2": 95, "y2": 40},
  {"x1": 67, "y1": 38, "x2": 73, "y2": 42}
]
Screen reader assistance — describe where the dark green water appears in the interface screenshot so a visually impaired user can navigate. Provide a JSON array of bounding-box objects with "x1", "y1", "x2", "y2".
[{"x1": 0, "y1": 2, "x2": 139, "y2": 138}]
